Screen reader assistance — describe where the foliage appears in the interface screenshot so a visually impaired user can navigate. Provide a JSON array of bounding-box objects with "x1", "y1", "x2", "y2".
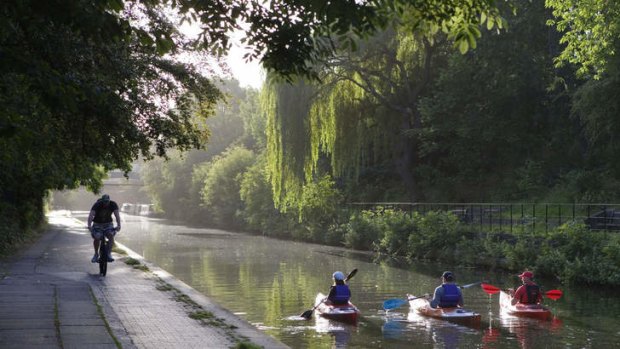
[
  {"x1": 417, "y1": 0, "x2": 578, "y2": 202},
  {"x1": 238, "y1": 89, "x2": 266, "y2": 150},
  {"x1": 405, "y1": 211, "x2": 461, "y2": 261},
  {"x1": 200, "y1": 146, "x2": 255, "y2": 228},
  {"x1": 164, "y1": 0, "x2": 505, "y2": 80},
  {"x1": 239, "y1": 155, "x2": 290, "y2": 235},
  {"x1": 264, "y1": 26, "x2": 452, "y2": 205},
  {"x1": 546, "y1": 0, "x2": 620, "y2": 78},
  {"x1": 568, "y1": 62, "x2": 620, "y2": 201},
  {"x1": 375, "y1": 210, "x2": 419, "y2": 256},
  {"x1": 344, "y1": 210, "x2": 387, "y2": 250},
  {"x1": 355, "y1": 209, "x2": 620, "y2": 285},
  {"x1": 140, "y1": 80, "x2": 249, "y2": 222},
  {"x1": 0, "y1": 0, "x2": 225, "y2": 248},
  {"x1": 262, "y1": 81, "x2": 316, "y2": 209},
  {"x1": 297, "y1": 175, "x2": 344, "y2": 242}
]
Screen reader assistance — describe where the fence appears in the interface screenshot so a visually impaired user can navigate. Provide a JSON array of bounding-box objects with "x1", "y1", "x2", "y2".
[{"x1": 347, "y1": 202, "x2": 620, "y2": 233}]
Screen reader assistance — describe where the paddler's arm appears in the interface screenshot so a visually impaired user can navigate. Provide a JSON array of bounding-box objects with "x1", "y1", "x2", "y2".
[
  {"x1": 429, "y1": 286, "x2": 443, "y2": 309},
  {"x1": 511, "y1": 286, "x2": 524, "y2": 305},
  {"x1": 326, "y1": 286, "x2": 336, "y2": 303}
]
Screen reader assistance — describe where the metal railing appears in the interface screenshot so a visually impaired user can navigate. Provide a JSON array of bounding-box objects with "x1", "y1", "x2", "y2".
[{"x1": 347, "y1": 202, "x2": 620, "y2": 233}]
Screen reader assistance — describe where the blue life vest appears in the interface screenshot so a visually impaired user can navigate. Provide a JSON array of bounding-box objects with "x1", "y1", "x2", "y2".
[
  {"x1": 439, "y1": 284, "x2": 461, "y2": 308},
  {"x1": 331, "y1": 285, "x2": 351, "y2": 304}
]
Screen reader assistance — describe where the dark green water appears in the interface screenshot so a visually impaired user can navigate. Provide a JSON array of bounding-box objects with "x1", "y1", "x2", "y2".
[{"x1": 84, "y1": 213, "x2": 620, "y2": 348}]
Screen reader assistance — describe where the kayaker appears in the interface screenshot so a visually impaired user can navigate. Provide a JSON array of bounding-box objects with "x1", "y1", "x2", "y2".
[
  {"x1": 429, "y1": 271, "x2": 464, "y2": 308},
  {"x1": 326, "y1": 271, "x2": 351, "y2": 305},
  {"x1": 510, "y1": 271, "x2": 542, "y2": 305}
]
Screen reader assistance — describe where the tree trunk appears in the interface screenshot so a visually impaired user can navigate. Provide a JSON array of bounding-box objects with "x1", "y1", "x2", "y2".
[{"x1": 394, "y1": 108, "x2": 418, "y2": 202}]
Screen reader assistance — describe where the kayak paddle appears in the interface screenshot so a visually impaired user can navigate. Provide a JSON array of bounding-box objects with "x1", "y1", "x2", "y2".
[
  {"x1": 543, "y1": 289, "x2": 563, "y2": 300},
  {"x1": 300, "y1": 268, "x2": 358, "y2": 319},
  {"x1": 383, "y1": 298, "x2": 408, "y2": 310},
  {"x1": 481, "y1": 283, "x2": 501, "y2": 295},
  {"x1": 481, "y1": 283, "x2": 563, "y2": 300},
  {"x1": 383, "y1": 294, "x2": 428, "y2": 311},
  {"x1": 460, "y1": 281, "x2": 483, "y2": 289},
  {"x1": 384, "y1": 281, "x2": 482, "y2": 311}
]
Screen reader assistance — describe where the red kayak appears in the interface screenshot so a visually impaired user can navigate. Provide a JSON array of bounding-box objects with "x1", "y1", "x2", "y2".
[
  {"x1": 500, "y1": 290, "x2": 551, "y2": 320},
  {"x1": 408, "y1": 296, "x2": 481, "y2": 327},
  {"x1": 314, "y1": 293, "x2": 360, "y2": 325}
]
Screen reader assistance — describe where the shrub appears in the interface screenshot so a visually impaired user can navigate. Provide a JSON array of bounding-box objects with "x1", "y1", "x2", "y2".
[
  {"x1": 406, "y1": 211, "x2": 460, "y2": 261},
  {"x1": 344, "y1": 210, "x2": 384, "y2": 250}
]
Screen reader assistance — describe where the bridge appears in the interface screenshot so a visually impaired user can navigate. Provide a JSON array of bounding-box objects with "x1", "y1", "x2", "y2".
[{"x1": 102, "y1": 168, "x2": 143, "y2": 186}]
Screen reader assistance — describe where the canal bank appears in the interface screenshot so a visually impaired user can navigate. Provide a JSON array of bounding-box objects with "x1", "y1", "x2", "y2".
[{"x1": 0, "y1": 211, "x2": 288, "y2": 349}]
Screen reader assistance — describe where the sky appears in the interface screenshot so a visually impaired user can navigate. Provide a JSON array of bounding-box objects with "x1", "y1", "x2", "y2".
[
  {"x1": 226, "y1": 32, "x2": 264, "y2": 89},
  {"x1": 179, "y1": 21, "x2": 264, "y2": 89}
]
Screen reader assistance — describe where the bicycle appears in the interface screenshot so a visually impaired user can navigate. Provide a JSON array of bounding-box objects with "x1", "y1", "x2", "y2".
[{"x1": 95, "y1": 226, "x2": 117, "y2": 277}]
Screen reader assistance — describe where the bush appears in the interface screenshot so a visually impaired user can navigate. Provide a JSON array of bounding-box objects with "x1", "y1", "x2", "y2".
[
  {"x1": 325, "y1": 223, "x2": 347, "y2": 246},
  {"x1": 344, "y1": 210, "x2": 385, "y2": 250},
  {"x1": 297, "y1": 175, "x2": 344, "y2": 243},
  {"x1": 375, "y1": 210, "x2": 417, "y2": 256},
  {"x1": 201, "y1": 146, "x2": 255, "y2": 229},
  {"x1": 406, "y1": 211, "x2": 460, "y2": 261}
]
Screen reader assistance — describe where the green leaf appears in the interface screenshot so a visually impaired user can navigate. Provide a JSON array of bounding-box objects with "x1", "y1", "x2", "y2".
[
  {"x1": 458, "y1": 39, "x2": 469, "y2": 54},
  {"x1": 487, "y1": 17, "x2": 495, "y2": 30},
  {"x1": 467, "y1": 31, "x2": 477, "y2": 49}
]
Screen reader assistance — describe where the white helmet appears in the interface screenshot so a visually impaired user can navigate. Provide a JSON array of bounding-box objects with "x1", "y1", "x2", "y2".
[{"x1": 333, "y1": 271, "x2": 345, "y2": 281}]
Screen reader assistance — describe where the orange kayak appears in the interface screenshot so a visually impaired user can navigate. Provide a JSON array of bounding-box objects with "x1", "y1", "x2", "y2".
[
  {"x1": 499, "y1": 290, "x2": 551, "y2": 320},
  {"x1": 408, "y1": 296, "x2": 481, "y2": 327},
  {"x1": 314, "y1": 293, "x2": 360, "y2": 325}
]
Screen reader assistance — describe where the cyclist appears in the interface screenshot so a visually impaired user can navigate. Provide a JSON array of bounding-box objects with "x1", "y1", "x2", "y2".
[{"x1": 87, "y1": 194, "x2": 121, "y2": 262}]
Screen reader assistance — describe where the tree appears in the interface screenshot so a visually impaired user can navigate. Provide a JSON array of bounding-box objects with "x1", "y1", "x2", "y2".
[
  {"x1": 140, "y1": 80, "x2": 250, "y2": 221},
  {"x1": 547, "y1": 0, "x2": 620, "y2": 200},
  {"x1": 263, "y1": 27, "x2": 451, "y2": 204},
  {"x1": 417, "y1": 0, "x2": 579, "y2": 201},
  {"x1": 200, "y1": 146, "x2": 255, "y2": 228},
  {"x1": 315, "y1": 28, "x2": 450, "y2": 201},
  {"x1": 167, "y1": 0, "x2": 506, "y2": 79},
  {"x1": 546, "y1": 0, "x2": 620, "y2": 78},
  {"x1": 0, "y1": 0, "x2": 506, "y2": 248}
]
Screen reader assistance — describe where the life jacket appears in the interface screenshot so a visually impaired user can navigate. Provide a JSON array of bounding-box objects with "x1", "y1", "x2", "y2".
[
  {"x1": 331, "y1": 285, "x2": 351, "y2": 304},
  {"x1": 439, "y1": 284, "x2": 461, "y2": 308},
  {"x1": 520, "y1": 284, "x2": 541, "y2": 304}
]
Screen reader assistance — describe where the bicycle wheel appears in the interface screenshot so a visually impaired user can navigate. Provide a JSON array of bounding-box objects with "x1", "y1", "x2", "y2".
[{"x1": 99, "y1": 238, "x2": 107, "y2": 276}]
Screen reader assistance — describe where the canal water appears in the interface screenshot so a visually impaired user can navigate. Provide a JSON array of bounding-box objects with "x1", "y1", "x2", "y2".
[{"x1": 83, "y1": 213, "x2": 620, "y2": 348}]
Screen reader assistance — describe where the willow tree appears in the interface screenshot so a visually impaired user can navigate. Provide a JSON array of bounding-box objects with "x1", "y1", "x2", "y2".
[
  {"x1": 319, "y1": 29, "x2": 450, "y2": 201},
  {"x1": 263, "y1": 28, "x2": 449, "y2": 205},
  {"x1": 262, "y1": 81, "x2": 316, "y2": 208}
]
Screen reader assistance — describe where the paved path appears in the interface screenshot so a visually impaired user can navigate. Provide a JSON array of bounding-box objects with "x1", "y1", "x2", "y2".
[{"x1": 0, "y1": 211, "x2": 288, "y2": 349}]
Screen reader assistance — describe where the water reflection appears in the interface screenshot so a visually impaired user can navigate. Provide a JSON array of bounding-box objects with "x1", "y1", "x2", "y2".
[
  {"x1": 407, "y1": 310, "x2": 477, "y2": 348},
  {"x1": 314, "y1": 316, "x2": 355, "y2": 348},
  {"x1": 498, "y1": 312, "x2": 564, "y2": 349},
  {"x1": 65, "y1": 212, "x2": 620, "y2": 349}
]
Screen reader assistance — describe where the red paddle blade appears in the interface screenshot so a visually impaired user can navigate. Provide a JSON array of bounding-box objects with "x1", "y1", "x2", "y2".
[
  {"x1": 481, "y1": 283, "x2": 500, "y2": 295},
  {"x1": 545, "y1": 289, "x2": 563, "y2": 300}
]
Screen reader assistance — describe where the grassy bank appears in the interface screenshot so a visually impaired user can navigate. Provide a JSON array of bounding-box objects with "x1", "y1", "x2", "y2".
[{"x1": 334, "y1": 209, "x2": 620, "y2": 286}]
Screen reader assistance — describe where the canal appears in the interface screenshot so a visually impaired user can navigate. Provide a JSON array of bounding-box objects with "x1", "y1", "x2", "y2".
[{"x1": 82, "y1": 213, "x2": 620, "y2": 348}]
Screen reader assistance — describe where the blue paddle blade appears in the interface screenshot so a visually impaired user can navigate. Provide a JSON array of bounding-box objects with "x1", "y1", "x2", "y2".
[{"x1": 383, "y1": 298, "x2": 408, "y2": 310}]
